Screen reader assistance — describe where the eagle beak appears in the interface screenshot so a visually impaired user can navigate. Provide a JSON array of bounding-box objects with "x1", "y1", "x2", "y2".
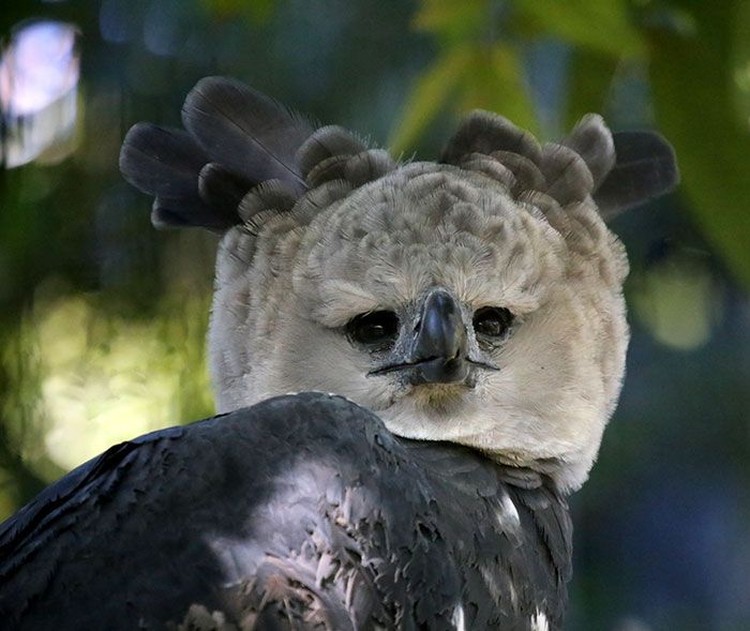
[
  {"x1": 406, "y1": 287, "x2": 469, "y2": 385},
  {"x1": 367, "y1": 287, "x2": 499, "y2": 382}
]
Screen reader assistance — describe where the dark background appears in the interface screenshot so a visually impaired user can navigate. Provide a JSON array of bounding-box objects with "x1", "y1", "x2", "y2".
[{"x1": 1, "y1": 1, "x2": 748, "y2": 629}]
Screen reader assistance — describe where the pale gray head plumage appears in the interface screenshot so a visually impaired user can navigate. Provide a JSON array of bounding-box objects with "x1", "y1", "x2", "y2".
[{"x1": 121, "y1": 76, "x2": 678, "y2": 492}]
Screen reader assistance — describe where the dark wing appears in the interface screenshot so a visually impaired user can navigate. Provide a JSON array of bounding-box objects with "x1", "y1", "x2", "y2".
[
  {"x1": 0, "y1": 393, "x2": 571, "y2": 630},
  {"x1": 0, "y1": 425, "x2": 184, "y2": 582},
  {"x1": 404, "y1": 442, "x2": 572, "y2": 630}
]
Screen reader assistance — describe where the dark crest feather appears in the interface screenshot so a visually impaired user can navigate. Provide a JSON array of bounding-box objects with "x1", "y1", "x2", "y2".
[
  {"x1": 181, "y1": 77, "x2": 313, "y2": 193},
  {"x1": 441, "y1": 111, "x2": 543, "y2": 166},
  {"x1": 457, "y1": 154, "x2": 516, "y2": 189},
  {"x1": 119, "y1": 123, "x2": 238, "y2": 231},
  {"x1": 150, "y1": 196, "x2": 236, "y2": 232},
  {"x1": 561, "y1": 114, "x2": 615, "y2": 187},
  {"x1": 119, "y1": 123, "x2": 206, "y2": 198},
  {"x1": 342, "y1": 149, "x2": 397, "y2": 187},
  {"x1": 119, "y1": 78, "x2": 316, "y2": 231},
  {"x1": 198, "y1": 163, "x2": 253, "y2": 217},
  {"x1": 440, "y1": 109, "x2": 678, "y2": 221},
  {"x1": 489, "y1": 150, "x2": 545, "y2": 194},
  {"x1": 120, "y1": 78, "x2": 678, "y2": 233},
  {"x1": 298, "y1": 126, "x2": 369, "y2": 182},
  {"x1": 540, "y1": 144, "x2": 594, "y2": 206},
  {"x1": 238, "y1": 180, "x2": 299, "y2": 224},
  {"x1": 594, "y1": 131, "x2": 680, "y2": 219}
]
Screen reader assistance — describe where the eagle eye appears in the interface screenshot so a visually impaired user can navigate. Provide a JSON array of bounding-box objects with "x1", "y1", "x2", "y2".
[
  {"x1": 473, "y1": 306, "x2": 514, "y2": 338},
  {"x1": 346, "y1": 310, "x2": 400, "y2": 349}
]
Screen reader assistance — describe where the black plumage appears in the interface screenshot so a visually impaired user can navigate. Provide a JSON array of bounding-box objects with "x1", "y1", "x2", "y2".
[{"x1": 0, "y1": 393, "x2": 571, "y2": 630}]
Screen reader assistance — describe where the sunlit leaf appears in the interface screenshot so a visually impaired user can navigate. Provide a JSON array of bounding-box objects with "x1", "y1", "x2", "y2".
[
  {"x1": 564, "y1": 49, "x2": 619, "y2": 128},
  {"x1": 3, "y1": 289, "x2": 214, "y2": 478},
  {"x1": 459, "y1": 44, "x2": 538, "y2": 134},
  {"x1": 731, "y1": 0, "x2": 750, "y2": 126},
  {"x1": 388, "y1": 46, "x2": 473, "y2": 154},
  {"x1": 631, "y1": 253, "x2": 722, "y2": 350},
  {"x1": 390, "y1": 40, "x2": 540, "y2": 154},
  {"x1": 648, "y1": 1, "x2": 750, "y2": 287},
  {"x1": 413, "y1": 0, "x2": 486, "y2": 41},
  {"x1": 513, "y1": 0, "x2": 645, "y2": 57}
]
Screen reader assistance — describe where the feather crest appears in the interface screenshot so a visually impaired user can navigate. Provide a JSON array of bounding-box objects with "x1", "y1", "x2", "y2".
[
  {"x1": 119, "y1": 123, "x2": 206, "y2": 198},
  {"x1": 181, "y1": 76, "x2": 314, "y2": 194},
  {"x1": 298, "y1": 126, "x2": 369, "y2": 182},
  {"x1": 441, "y1": 111, "x2": 543, "y2": 166},
  {"x1": 594, "y1": 130, "x2": 680, "y2": 219},
  {"x1": 560, "y1": 114, "x2": 615, "y2": 187}
]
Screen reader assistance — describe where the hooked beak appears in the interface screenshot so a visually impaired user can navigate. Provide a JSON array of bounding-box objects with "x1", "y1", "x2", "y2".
[
  {"x1": 408, "y1": 287, "x2": 469, "y2": 385},
  {"x1": 369, "y1": 287, "x2": 497, "y2": 385}
]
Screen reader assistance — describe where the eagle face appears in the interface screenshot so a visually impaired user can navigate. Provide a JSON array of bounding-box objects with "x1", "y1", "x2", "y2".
[
  {"x1": 210, "y1": 158, "x2": 629, "y2": 492},
  {"x1": 119, "y1": 77, "x2": 674, "y2": 492}
]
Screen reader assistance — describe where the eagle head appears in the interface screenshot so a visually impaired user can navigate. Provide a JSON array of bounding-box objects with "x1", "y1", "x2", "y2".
[{"x1": 120, "y1": 77, "x2": 677, "y2": 492}]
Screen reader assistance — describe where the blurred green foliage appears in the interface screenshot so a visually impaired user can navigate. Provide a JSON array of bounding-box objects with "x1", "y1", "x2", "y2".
[
  {"x1": 0, "y1": 1, "x2": 748, "y2": 629},
  {"x1": 395, "y1": 0, "x2": 750, "y2": 286},
  {"x1": 649, "y1": 0, "x2": 750, "y2": 288}
]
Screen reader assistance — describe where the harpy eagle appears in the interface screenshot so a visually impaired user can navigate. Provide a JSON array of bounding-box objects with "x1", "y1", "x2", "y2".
[{"x1": 0, "y1": 77, "x2": 678, "y2": 630}]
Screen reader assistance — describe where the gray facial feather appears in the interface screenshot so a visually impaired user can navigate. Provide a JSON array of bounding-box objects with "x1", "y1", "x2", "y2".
[{"x1": 212, "y1": 164, "x2": 620, "y2": 491}]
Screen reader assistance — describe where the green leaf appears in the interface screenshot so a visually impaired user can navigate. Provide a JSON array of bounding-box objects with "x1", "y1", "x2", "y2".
[
  {"x1": 388, "y1": 47, "x2": 473, "y2": 154},
  {"x1": 648, "y1": 1, "x2": 750, "y2": 287},
  {"x1": 513, "y1": 0, "x2": 645, "y2": 57},
  {"x1": 564, "y1": 49, "x2": 619, "y2": 128},
  {"x1": 731, "y1": 0, "x2": 750, "y2": 125},
  {"x1": 413, "y1": 0, "x2": 487, "y2": 41},
  {"x1": 459, "y1": 44, "x2": 538, "y2": 134},
  {"x1": 631, "y1": 253, "x2": 722, "y2": 350},
  {"x1": 389, "y1": 42, "x2": 538, "y2": 153}
]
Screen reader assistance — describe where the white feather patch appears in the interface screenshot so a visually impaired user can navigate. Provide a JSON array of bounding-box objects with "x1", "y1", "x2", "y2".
[
  {"x1": 452, "y1": 603, "x2": 467, "y2": 631},
  {"x1": 495, "y1": 488, "x2": 521, "y2": 529},
  {"x1": 530, "y1": 610, "x2": 549, "y2": 631}
]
